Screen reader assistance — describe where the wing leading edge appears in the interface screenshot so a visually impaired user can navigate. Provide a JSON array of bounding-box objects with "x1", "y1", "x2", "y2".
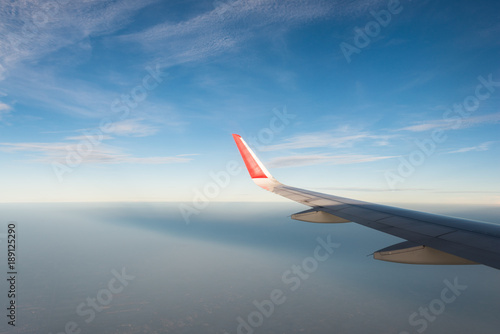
[{"x1": 232, "y1": 134, "x2": 500, "y2": 270}]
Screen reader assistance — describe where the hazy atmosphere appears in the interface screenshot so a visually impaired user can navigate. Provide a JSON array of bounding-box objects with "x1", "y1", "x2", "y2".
[{"x1": 2, "y1": 203, "x2": 500, "y2": 334}]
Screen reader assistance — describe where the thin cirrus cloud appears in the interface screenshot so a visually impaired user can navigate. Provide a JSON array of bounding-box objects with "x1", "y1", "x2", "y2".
[
  {"x1": 0, "y1": 118, "x2": 189, "y2": 165},
  {"x1": 0, "y1": 101, "x2": 11, "y2": 121},
  {"x1": 259, "y1": 131, "x2": 395, "y2": 151},
  {"x1": 266, "y1": 153, "x2": 396, "y2": 168},
  {"x1": 45, "y1": 119, "x2": 159, "y2": 139},
  {"x1": 312, "y1": 186, "x2": 435, "y2": 192},
  {"x1": 3, "y1": 69, "x2": 122, "y2": 118},
  {"x1": 0, "y1": 0, "x2": 159, "y2": 74},
  {"x1": 3, "y1": 63, "x2": 183, "y2": 130},
  {"x1": 398, "y1": 112, "x2": 500, "y2": 132},
  {"x1": 119, "y1": 0, "x2": 385, "y2": 66},
  {"x1": 1, "y1": 1, "x2": 168, "y2": 122},
  {"x1": 0, "y1": 140, "x2": 193, "y2": 165},
  {"x1": 108, "y1": 119, "x2": 159, "y2": 137},
  {"x1": 446, "y1": 141, "x2": 495, "y2": 154}
]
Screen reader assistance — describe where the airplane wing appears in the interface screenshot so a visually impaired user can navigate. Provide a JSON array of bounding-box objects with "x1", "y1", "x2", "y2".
[{"x1": 232, "y1": 134, "x2": 500, "y2": 270}]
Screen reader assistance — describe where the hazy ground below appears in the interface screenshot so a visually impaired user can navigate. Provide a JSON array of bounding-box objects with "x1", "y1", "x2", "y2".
[{"x1": 1, "y1": 202, "x2": 499, "y2": 334}]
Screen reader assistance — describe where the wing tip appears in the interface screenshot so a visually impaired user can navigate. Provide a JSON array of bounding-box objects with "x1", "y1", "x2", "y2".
[{"x1": 232, "y1": 133, "x2": 272, "y2": 179}]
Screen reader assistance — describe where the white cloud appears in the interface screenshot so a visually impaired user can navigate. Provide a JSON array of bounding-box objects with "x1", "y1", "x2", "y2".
[
  {"x1": 0, "y1": 0, "x2": 159, "y2": 76},
  {"x1": 314, "y1": 186, "x2": 434, "y2": 192},
  {"x1": 0, "y1": 102, "x2": 11, "y2": 111},
  {"x1": 109, "y1": 119, "x2": 159, "y2": 137},
  {"x1": 267, "y1": 153, "x2": 395, "y2": 168},
  {"x1": 0, "y1": 1, "x2": 172, "y2": 125},
  {"x1": 399, "y1": 112, "x2": 500, "y2": 132},
  {"x1": 446, "y1": 141, "x2": 495, "y2": 154},
  {"x1": 392, "y1": 71, "x2": 436, "y2": 93},
  {"x1": 399, "y1": 122, "x2": 445, "y2": 132},
  {"x1": 119, "y1": 0, "x2": 385, "y2": 67},
  {"x1": 0, "y1": 138, "x2": 193, "y2": 165},
  {"x1": 0, "y1": 64, "x2": 6, "y2": 81},
  {"x1": 460, "y1": 112, "x2": 500, "y2": 128},
  {"x1": 259, "y1": 131, "x2": 396, "y2": 151},
  {"x1": 65, "y1": 135, "x2": 114, "y2": 141},
  {"x1": 0, "y1": 102, "x2": 12, "y2": 121}
]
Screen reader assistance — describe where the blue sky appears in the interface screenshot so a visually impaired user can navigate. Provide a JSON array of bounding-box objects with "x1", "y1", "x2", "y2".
[{"x1": 0, "y1": 0, "x2": 499, "y2": 204}]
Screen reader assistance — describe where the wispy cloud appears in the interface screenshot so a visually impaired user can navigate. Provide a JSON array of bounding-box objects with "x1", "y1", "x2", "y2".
[
  {"x1": 3, "y1": 69, "x2": 120, "y2": 118},
  {"x1": 434, "y1": 190, "x2": 500, "y2": 194},
  {"x1": 46, "y1": 118, "x2": 160, "y2": 139},
  {"x1": 109, "y1": 119, "x2": 159, "y2": 137},
  {"x1": 392, "y1": 71, "x2": 436, "y2": 93},
  {"x1": 446, "y1": 141, "x2": 495, "y2": 154},
  {"x1": 267, "y1": 153, "x2": 395, "y2": 168},
  {"x1": 313, "y1": 186, "x2": 434, "y2": 192},
  {"x1": 260, "y1": 131, "x2": 395, "y2": 151},
  {"x1": 398, "y1": 112, "x2": 500, "y2": 132},
  {"x1": 0, "y1": 0, "x2": 159, "y2": 76},
  {"x1": 0, "y1": 101, "x2": 11, "y2": 121},
  {"x1": 119, "y1": 0, "x2": 385, "y2": 67},
  {"x1": 0, "y1": 138, "x2": 193, "y2": 165}
]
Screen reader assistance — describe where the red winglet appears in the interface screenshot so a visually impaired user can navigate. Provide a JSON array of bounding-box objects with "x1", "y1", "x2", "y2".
[{"x1": 232, "y1": 134, "x2": 269, "y2": 179}]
